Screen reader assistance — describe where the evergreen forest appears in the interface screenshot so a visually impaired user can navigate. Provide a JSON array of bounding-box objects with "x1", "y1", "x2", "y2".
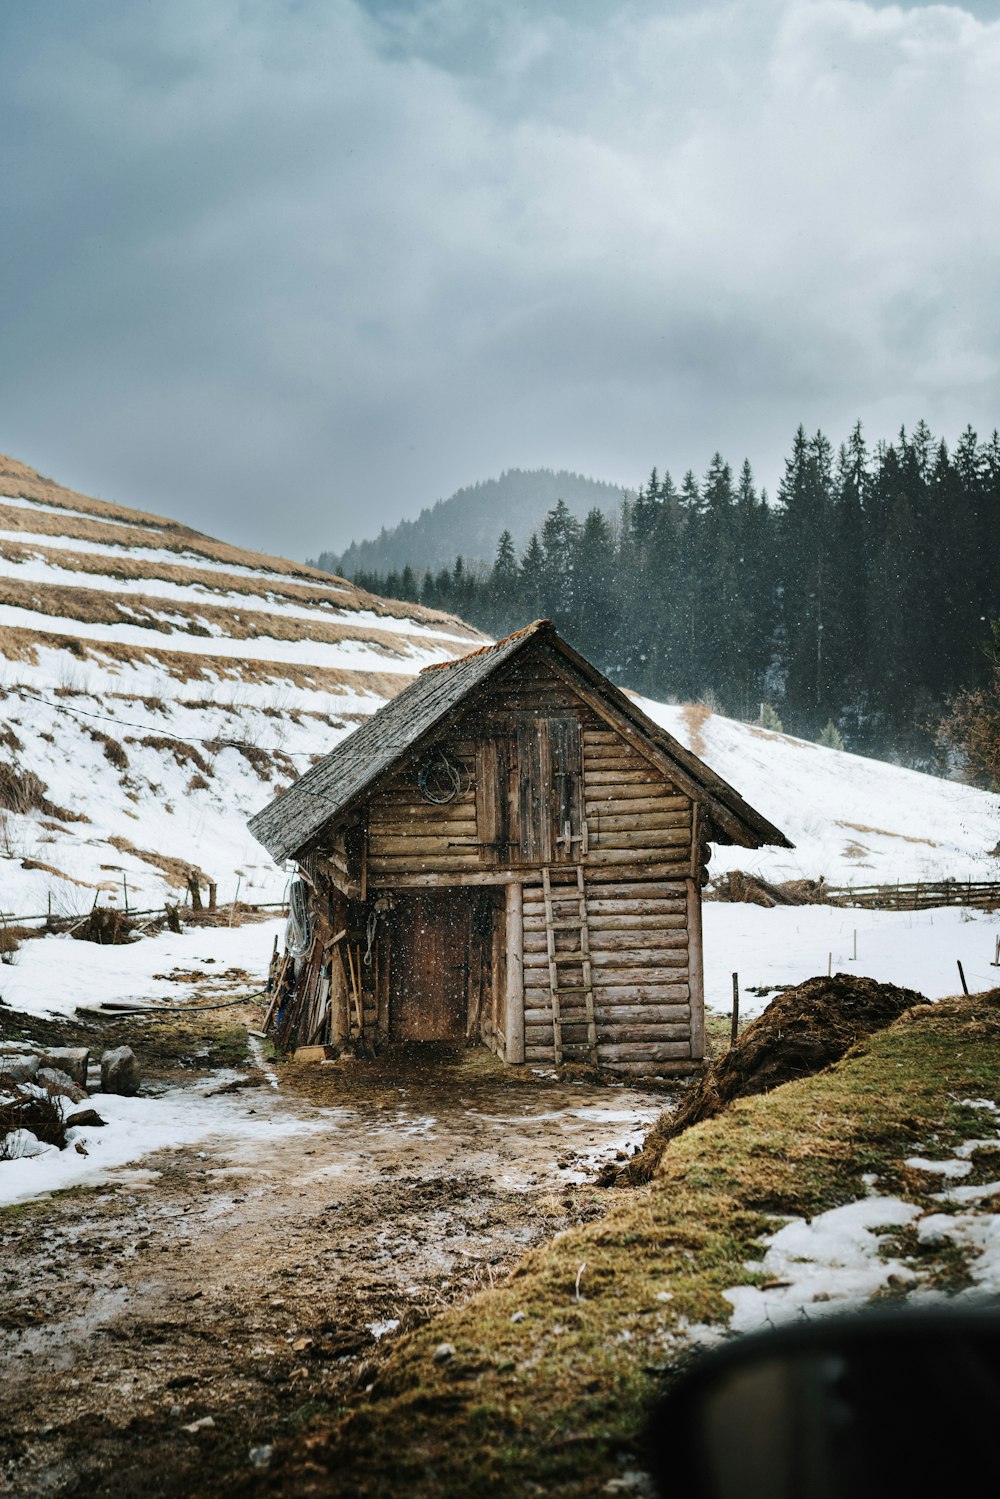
[{"x1": 334, "y1": 423, "x2": 1000, "y2": 770}]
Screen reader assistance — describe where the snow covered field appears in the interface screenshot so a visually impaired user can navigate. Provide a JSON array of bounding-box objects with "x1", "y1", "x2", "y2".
[{"x1": 703, "y1": 903, "x2": 1000, "y2": 1017}]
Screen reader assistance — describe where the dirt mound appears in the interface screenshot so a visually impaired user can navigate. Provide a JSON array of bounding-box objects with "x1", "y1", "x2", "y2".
[{"x1": 603, "y1": 972, "x2": 925, "y2": 1186}]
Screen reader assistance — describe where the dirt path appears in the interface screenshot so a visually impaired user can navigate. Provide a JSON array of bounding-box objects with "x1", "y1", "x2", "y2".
[{"x1": 1, "y1": 1042, "x2": 670, "y2": 1498}]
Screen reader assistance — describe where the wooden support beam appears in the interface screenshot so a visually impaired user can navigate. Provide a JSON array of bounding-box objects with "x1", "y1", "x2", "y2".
[
  {"x1": 687, "y1": 876, "x2": 705, "y2": 1061},
  {"x1": 504, "y1": 881, "x2": 524, "y2": 1064}
]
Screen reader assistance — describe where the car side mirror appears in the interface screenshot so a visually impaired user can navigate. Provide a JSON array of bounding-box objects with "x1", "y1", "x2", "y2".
[{"x1": 644, "y1": 1307, "x2": 1000, "y2": 1499}]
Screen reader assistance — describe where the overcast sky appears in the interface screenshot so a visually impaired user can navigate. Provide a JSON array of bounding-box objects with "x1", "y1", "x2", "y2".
[{"x1": 2, "y1": 0, "x2": 998, "y2": 559}]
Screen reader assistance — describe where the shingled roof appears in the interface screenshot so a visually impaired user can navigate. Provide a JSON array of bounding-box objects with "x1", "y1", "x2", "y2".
[{"x1": 247, "y1": 619, "x2": 791, "y2": 863}]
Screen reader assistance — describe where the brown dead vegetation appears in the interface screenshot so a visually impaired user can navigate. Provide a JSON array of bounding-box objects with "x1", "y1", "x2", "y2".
[
  {"x1": 0, "y1": 536, "x2": 481, "y2": 636},
  {"x1": 70, "y1": 906, "x2": 138, "y2": 945},
  {"x1": 0, "y1": 453, "x2": 187, "y2": 533},
  {"x1": 605, "y1": 972, "x2": 924, "y2": 1185},
  {"x1": 86, "y1": 726, "x2": 129, "y2": 770},
  {"x1": 0, "y1": 572, "x2": 464, "y2": 661},
  {"x1": 0, "y1": 625, "x2": 417, "y2": 698},
  {"x1": 0, "y1": 466, "x2": 482, "y2": 639},
  {"x1": 106, "y1": 835, "x2": 211, "y2": 891},
  {"x1": 0, "y1": 1087, "x2": 65, "y2": 1156},
  {"x1": 704, "y1": 870, "x2": 830, "y2": 906},
  {"x1": 19, "y1": 858, "x2": 111, "y2": 891},
  {"x1": 138, "y1": 735, "x2": 212, "y2": 776},
  {"x1": 0, "y1": 763, "x2": 86, "y2": 824},
  {"x1": 837, "y1": 819, "x2": 939, "y2": 848},
  {"x1": 680, "y1": 700, "x2": 712, "y2": 758}
]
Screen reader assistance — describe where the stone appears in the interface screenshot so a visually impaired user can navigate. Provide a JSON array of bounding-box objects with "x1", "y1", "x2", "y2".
[
  {"x1": 248, "y1": 1446, "x2": 273, "y2": 1469},
  {"x1": 38, "y1": 1047, "x2": 90, "y2": 1086},
  {"x1": 181, "y1": 1416, "x2": 215, "y2": 1434},
  {"x1": 101, "y1": 1046, "x2": 141, "y2": 1096},
  {"x1": 432, "y1": 1343, "x2": 455, "y2": 1362},
  {"x1": 0, "y1": 1055, "x2": 40, "y2": 1085},
  {"x1": 65, "y1": 1108, "x2": 107, "y2": 1129},
  {"x1": 37, "y1": 1067, "x2": 88, "y2": 1103}
]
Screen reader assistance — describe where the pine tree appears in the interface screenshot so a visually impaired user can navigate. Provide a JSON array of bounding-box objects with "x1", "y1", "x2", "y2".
[
  {"x1": 519, "y1": 533, "x2": 545, "y2": 621},
  {"x1": 487, "y1": 530, "x2": 520, "y2": 633},
  {"x1": 539, "y1": 499, "x2": 581, "y2": 631},
  {"x1": 572, "y1": 508, "x2": 618, "y2": 664},
  {"x1": 818, "y1": 719, "x2": 845, "y2": 750}
]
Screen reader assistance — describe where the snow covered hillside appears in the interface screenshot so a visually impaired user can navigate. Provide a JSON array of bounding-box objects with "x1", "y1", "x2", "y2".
[
  {"x1": 635, "y1": 696, "x2": 1000, "y2": 886},
  {"x1": 0, "y1": 455, "x2": 482, "y2": 918},
  {"x1": 1, "y1": 451, "x2": 997, "y2": 925}
]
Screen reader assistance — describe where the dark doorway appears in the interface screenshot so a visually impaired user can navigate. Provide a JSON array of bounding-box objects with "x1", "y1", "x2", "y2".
[{"x1": 389, "y1": 893, "x2": 473, "y2": 1041}]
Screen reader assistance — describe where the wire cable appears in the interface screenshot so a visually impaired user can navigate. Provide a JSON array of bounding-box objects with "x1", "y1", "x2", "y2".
[{"x1": 9, "y1": 686, "x2": 320, "y2": 758}]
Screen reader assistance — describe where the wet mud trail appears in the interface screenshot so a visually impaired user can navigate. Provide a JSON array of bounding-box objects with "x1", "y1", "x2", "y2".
[{"x1": 1, "y1": 1044, "x2": 669, "y2": 1498}]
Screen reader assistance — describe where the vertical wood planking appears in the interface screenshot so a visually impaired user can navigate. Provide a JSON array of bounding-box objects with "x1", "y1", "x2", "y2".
[
  {"x1": 504, "y1": 881, "x2": 523, "y2": 1062},
  {"x1": 686, "y1": 875, "x2": 705, "y2": 1060}
]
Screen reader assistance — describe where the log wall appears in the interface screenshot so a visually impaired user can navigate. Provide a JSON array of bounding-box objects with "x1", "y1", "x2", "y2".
[
  {"x1": 521, "y1": 876, "x2": 694, "y2": 1074},
  {"x1": 316, "y1": 652, "x2": 704, "y2": 1074}
]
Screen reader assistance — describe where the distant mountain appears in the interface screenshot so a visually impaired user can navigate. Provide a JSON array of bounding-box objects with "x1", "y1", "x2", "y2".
[{"x1": 326, "y1": 468, "x2": 628, "y2": 577}]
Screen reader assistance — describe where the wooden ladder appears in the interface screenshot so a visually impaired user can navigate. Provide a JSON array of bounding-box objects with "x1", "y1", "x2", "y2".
[{"x1": 542, "y1": 864, "x2": 597, "y2": 1065}]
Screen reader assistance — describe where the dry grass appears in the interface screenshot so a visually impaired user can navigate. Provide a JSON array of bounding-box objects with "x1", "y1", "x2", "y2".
[
  {"x1": 0, "y1": 537, "x2": 482, "y2": 636},
  {"x1": 19, "y1": 857, "x2": 112, "y2": 891},
  {"x1": 0, "y1": 763, "x2": 85, "y2": 823},
  {"x1": 259, "y1": 992, "x2": 1000, "y2": 1498},
  {"x1": 1, "y1": 452, "x2": 482, "y2": 635},
  {"x1": 138, "y1": 735, "x2": 212, "y2": 776},
  {"x1": 0, "y1": 624, "x2": 419, "y2": 697},
  {"x1": 837, "y1": 819, "x2": 939, "y2": 848},
  {"x1": 86, "y1": 725, "x2": 129, "y2": 770},
  {"x1": 680, "y1": 701, "x2": 712, "y2": 759},
  {"x1": 0, "y1": 573, "x2": 468, "y2": 661},
  {"x1": 107, "y1": 834, "x2": 212, "y2": 891},
  {"x1": 0, "y1": 453, "x2": 187, "y2": 532}
]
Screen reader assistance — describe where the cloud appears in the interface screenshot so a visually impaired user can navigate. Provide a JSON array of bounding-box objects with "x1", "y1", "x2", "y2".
[{"x1": 0, "y1": 0, "x2": 998, "y2": 556}]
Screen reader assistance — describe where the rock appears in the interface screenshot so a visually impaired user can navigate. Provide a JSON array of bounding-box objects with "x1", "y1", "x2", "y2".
[
  {"x1": 181, "y1": 1416, "x2": 215, "y2": 1434},
  {"x1": 37, "y1": 1067, "x2": 88, "y2": 1103},
  {"x1": 249, "y1": 1446, "x2": 273, "y2": 1469},
  {"x1": 38, "y1": 1047, "x2": 90, "y2": 1086},
  {"x1": 65, "y1": 1107, "x2": 107, "y2": 1129},
  {"x1": 0, "y1": 1055, "x2": 40, "y2": 1085},
  {"x1": 432, "y1": 1342, "x2": 455, "y2": 1362},
  {"x1": 101, "y1": 1046, "x2": 141, "y2": 1096}
]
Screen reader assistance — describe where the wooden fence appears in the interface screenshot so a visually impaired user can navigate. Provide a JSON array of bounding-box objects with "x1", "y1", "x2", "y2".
[
  {"x1": 823, "y1": 880, "x2": 1000, "y2": 912},
  {"x1": 0, "y1": 899, "x2": 289, "y2": 931}
]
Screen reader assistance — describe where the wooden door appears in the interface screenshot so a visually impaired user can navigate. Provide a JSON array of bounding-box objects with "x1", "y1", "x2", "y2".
[
  {"x1": 389, "y1": 894, "x2": 471, "y2": 1041},
  {"x1": 516, "y1": 714, "x2": 582, "y2": 865}
]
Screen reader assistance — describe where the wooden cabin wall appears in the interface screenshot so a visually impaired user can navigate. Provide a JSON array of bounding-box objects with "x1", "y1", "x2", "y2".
[
  {"x1": 318, "y1": 648, "x2": 706, "y2": 1073},
  {"x1": 366, "y1": 738, "x2": 479, "y2": 881},
  {"x1": 521, "y1": 876, "x2": 693, "y2": 1074}
]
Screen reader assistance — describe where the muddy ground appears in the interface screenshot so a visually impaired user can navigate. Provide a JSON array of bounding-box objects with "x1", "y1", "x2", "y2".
[{"x1": 1, "y1": 1012, "x2": 673, "y2": 1499}]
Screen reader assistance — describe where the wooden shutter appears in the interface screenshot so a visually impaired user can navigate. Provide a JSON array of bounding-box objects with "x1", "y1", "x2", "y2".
[{"x1": 476, "y1": 731, "x2": 518, "y2": 865}]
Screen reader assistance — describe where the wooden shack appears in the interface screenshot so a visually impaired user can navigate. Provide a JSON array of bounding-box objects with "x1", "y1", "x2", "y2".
[{"x1": 247, "y1": 621, "x2": 790, "y2": 1076}]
